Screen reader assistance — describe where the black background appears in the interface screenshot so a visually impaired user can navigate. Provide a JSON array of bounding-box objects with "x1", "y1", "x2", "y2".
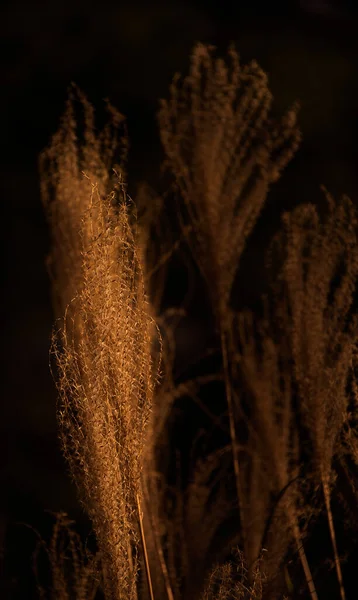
[{"x1": 1, "y1": 1, "x2": 358, "y2": 597}]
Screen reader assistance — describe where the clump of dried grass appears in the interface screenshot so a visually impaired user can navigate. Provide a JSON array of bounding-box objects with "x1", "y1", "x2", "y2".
[
  {"x1": 158, "y1": 42, "x2": 304, "y2": 596},
  {"x1": 31, "y1": 512, "x2": 100, "y2": 600},
  {"x1": 265, "y1": 186, "x2": 358, "y2": 599},
  {"x1": 158, "y1": 42, "x2": 301, "y2": 322},
  {"x1": 39, "y1": 41, "x2": 358, "y2": 600},
  {"x1": 40, "y1": 92, "x2": 161, "y2": 599},
  {"x1": 201, "y1": 547, "x2": 267, "y2": 600},
  {"x1": 226, "y1": 309, "x2": 317, "y2": 599},
  {"x1": 157, "y1": 42, "x2": 358, "y2": 599}
]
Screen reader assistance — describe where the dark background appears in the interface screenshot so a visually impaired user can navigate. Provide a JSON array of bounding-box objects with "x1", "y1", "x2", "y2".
[{"x1": 1, "y1": 0, "x2": 358, "y2": 597}]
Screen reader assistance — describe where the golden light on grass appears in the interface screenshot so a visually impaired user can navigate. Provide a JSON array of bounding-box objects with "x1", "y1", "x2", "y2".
[
  {"x1": 39, "y1": 45, "x2": 358, "y2": 600},
  {"x1": 40, "y1": 89, "x2": 161, "y2": 599}
]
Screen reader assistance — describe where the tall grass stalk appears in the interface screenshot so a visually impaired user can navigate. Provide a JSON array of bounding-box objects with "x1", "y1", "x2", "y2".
[
  {"x1": 266, "y1": 187, "x2": 358, "y2": 600},
  {"x1": 158, "y1": 42, "x2": 310, "y2": 594},
  {"x1": 226, "y1": 309, "x2": 317, "y2": 599},
  {"x1": 40, "y1": 91, "x2": 161, "y2": 599}
]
